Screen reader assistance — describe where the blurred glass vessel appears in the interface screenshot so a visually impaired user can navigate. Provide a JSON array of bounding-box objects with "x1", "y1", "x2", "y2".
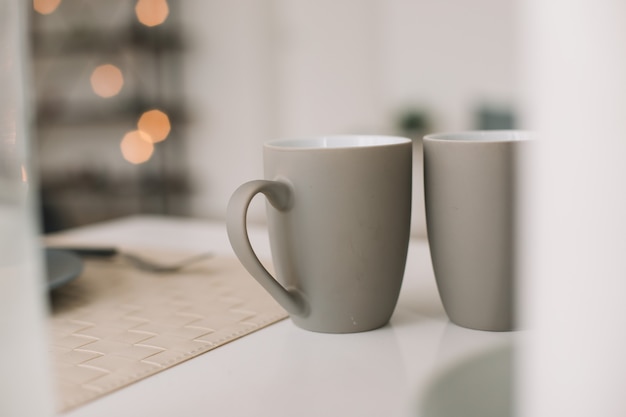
[{"x1": 0, "y1": 1, "x2": 54, "y2": 416}]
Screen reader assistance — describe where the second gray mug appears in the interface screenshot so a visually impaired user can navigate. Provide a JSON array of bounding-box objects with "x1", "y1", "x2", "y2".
[{"x1": 424, "y1": 130, "x2": 532, "y2": 331}]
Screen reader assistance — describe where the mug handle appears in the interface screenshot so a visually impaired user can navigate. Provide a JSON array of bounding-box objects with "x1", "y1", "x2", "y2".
[{"x1": 226, "y1": 180, "x2": 308, "y2": 316}]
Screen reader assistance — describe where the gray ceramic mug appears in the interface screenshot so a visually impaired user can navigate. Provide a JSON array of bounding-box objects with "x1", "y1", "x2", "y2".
[
  {"x1": 424, "y1": 130, "x2": 532, "y2": 331},
  {"x1": 227, "y1": 136, "x2": 412, "y2": 333}
]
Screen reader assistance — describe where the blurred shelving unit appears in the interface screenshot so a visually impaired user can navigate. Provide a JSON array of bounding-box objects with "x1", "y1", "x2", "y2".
[{"x1": 30, "y1": 0, "x2": 190, "y2": 232}]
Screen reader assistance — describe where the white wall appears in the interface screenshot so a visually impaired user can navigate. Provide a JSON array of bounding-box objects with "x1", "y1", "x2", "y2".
[
  {"x1": 182, "y1": 0, "x2": 518, "y2": 222},
  {"x1": 379, "y1": 0, "x2": 517, "y2": 129},
  {"x1": 272, "y1": 0, "x2": 387, "y2": 137},
  {"x1": 181, "y1": 0, "x2": 275, "y2": 222}
]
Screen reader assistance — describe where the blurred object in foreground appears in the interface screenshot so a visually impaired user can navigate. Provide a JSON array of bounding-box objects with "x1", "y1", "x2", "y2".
[
  {"x1": 0, "y1": 1, "x2": 55, "y2": 416},
  {"x1": 519, "y1": 0, "x2": 626, "y2": 416}
]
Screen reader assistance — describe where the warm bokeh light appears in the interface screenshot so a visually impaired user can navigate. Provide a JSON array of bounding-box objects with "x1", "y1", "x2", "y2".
[
  {"x1": 90, "y1": 64, "x2": 124, "y2": 98},
  {"x1": 137, "y1": 109, "x2": 171, "y2": 143},
  {"x1": 120, "y1": 130, "x2": 154, "y2": 164},
  {"x1": 33, "y1": 0, "x2": 61, "y2": 15},
  {"x1": 135, "y1": 0, "x2": 169, "y2": 27}
]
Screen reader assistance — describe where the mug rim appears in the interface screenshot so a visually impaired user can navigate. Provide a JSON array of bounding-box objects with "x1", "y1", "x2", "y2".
[
  {"x1": 265, "y1": 135, "x2": 412, "y2": 150},
  {"x1": 424, "y1": 130, "x2": 534, "y2": 143}
]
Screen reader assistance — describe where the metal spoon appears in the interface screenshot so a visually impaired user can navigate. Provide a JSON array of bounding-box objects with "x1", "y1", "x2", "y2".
[{"x1": 47, "y1": 246, "x2": 213, "y2": 273}]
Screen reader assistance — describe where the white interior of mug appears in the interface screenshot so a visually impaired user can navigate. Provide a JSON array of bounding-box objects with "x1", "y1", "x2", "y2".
[
  {"x1": 267, "y1": 135, "x2": 411, "y2": 149},
  {"x1": 424, "y1": 130, "x2": 532, "y2": 143}
]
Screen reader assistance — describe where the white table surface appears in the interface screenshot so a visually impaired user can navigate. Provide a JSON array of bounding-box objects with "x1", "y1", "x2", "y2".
[{"x1": 51, "y1": 215, "x2": 514, "y2": 417}]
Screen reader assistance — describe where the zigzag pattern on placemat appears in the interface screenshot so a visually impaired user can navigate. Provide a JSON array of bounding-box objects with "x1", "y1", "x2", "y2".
[{"x1": 48, "y1": 256, "x2": 287, "y2": 412}]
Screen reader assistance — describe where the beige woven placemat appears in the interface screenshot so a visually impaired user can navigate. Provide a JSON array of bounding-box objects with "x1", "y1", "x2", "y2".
[{"x1": 47, "y1": 254, "x2": 287, "y2": 412}]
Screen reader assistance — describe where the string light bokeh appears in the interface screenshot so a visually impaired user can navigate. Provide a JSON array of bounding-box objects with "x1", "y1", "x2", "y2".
[
  {"x1": 137, "y1": 109, "x2": 171, "y2": 143},
  {"x1": 33, "y1": 0, "x2": 61, "y2": 15},
  {"x1": 120, "y1": 130, "x2": 154, "y2": 165},
  {"x1": 36, "y1": 1, "x2": 173, "y2": 165},
  {"x1": 90, "y1": 64, "x2": 124, "y2": 98},
  {"x1": 135, "y1": 0, "x2": 169, "y2": 27}
]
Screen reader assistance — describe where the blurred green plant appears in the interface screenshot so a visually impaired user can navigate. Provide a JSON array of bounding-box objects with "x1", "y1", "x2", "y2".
[{"x1": 395, "y1": 108, "x2": 431, "y2": 137}]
